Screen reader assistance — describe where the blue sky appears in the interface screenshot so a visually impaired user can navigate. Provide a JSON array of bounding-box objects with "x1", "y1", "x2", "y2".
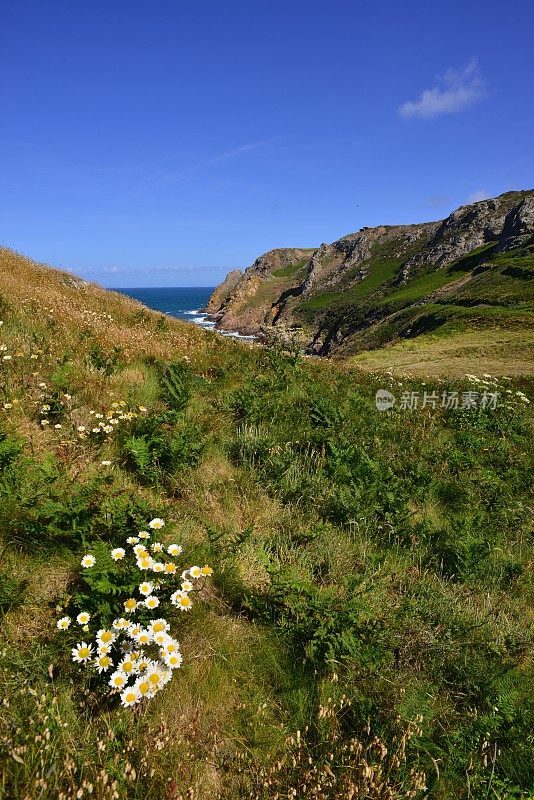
[{"x1": 1, "y1": 0, "x2": 533, "y2": 287}]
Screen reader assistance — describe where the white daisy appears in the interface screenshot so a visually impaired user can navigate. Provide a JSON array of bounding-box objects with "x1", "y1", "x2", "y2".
[
  {"x1": 81, "y1": 555, "x2": 96, "y2": 568},
  {"x1": 108, "y1": 670, "x2": 128, "y2": 690},
  {"x1": 111, "y1": 548, "x2": 125, "y2": 561},
  {"x1": 56, "y1": 616, "x2": 71, "y2": 630},
  {"x1": 76, "y1": 611, "x2": 91, "y2": 625},
  {"x1": 94, "y1": 654, "x2": 113, "y2": 673},
  {"x1": 148, "y1": 518, "x2": 165, "y2": 530},
  {"x1": 71, "y1": 642, "x2": 93, "y2": 662}
]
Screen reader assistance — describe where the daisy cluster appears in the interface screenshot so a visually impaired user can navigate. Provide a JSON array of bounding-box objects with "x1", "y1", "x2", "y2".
[
  {"x1": 39, "y1": 394, "x2": 148, "y2": 436},
  {"x1": 465, "y1": 374, "x2": 530, "y2": 408},
  {"x1": 56, "y1": 517, "x2": 212, "y2": 708}
]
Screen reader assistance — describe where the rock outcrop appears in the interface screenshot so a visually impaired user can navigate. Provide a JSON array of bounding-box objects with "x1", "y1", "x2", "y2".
[{"x1": 205, "y1": 190, "x2": 534, "y2": 355}]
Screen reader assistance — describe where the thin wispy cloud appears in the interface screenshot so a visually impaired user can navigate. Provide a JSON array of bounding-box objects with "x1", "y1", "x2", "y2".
[
  {"x1": 146, "y1": 138, "x2": 278, "y2": 187},
  {"x1": 467, "y1": 189, "x2": 490, "y2": 203},
  {"x1": 399, "y1": 59, "x2": 486, "y2": 119}
]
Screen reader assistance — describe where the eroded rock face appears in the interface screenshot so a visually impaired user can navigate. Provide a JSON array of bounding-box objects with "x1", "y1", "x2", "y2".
[
  {"x1": 202, "y1": 269, "x2": 243, "y2": 313},
  {"x1": 205, "y1": 248, "x2": 316, "y2": 335},
  {"x1": 204, "y1": 190, "x2": 534, "y2": 350}
]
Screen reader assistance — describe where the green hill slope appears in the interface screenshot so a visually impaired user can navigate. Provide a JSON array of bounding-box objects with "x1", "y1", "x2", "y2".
[{"x1": 0, "y1": 246, "x2": 533, "y2": 800}]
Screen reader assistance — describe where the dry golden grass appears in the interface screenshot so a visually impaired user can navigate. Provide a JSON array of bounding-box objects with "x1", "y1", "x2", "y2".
[{"x1": 349, "y1": 326, "x2": 534, "y2": 377}]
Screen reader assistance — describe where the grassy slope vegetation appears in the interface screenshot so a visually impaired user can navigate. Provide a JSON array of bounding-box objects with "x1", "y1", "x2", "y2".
[
  {"x1": 296, "y1": 238, "x2": 534, "y2": 374},
  {"x1": 0, "y1": 246, "x2": 533, "y2": 800}
]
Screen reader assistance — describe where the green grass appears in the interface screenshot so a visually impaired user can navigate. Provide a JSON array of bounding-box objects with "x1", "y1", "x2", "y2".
[
  {"x1": 0, "y1": 245, "x2": 533, "y2": 799},
  {"x1": 270, "y1": 257, "x2": 311, "y2": 278}
]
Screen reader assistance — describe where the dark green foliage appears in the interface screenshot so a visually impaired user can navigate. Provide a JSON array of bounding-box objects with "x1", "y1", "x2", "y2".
[
  {"x1": 0, "y1": 453, "x2": 152, "y2": 550},
  {"x1": 87, "y1": 343, "x2": 125, "y2": 375},
  {"x1": 0, "y1": 425, "x2": 22, "y2": 468},
  {"x1": 157, "y1": 360, "x2": 191, "y2": 412},
  {"x1": 0, "y1": 571, "x2": 27, "y2": 616},
  {"x1": 119, "y1": 413, "x2": 203, "y2": 485},
  {"x1": 246, "y1": 573, "x2": 391, "y2": 673}
]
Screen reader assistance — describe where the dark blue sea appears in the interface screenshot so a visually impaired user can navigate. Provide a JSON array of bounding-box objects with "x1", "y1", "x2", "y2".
[{"x1": 113, "y1": 287, "x2": 255, "y2": 339}]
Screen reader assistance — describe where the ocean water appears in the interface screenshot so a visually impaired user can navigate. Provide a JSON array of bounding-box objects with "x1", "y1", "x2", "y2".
[{"x1": 112, "y1": 287, "x2": 255, "y2": 339}]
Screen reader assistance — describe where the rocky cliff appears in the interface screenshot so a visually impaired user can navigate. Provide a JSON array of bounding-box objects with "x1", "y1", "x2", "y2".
[{"x1": 205, "y1": 190, "x2": 534, "y2": 356}]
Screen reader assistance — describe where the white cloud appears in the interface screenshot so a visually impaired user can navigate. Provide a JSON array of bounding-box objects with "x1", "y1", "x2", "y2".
[
  {"x1": 147, "y1": 138, "x2": 278, "y2": 186},
  {"x1": 399, "y1": 59, "x2": 486, "y2": 119},
  {"x1": 467, "y1": 189, "x2": 490, "y2": 203}
]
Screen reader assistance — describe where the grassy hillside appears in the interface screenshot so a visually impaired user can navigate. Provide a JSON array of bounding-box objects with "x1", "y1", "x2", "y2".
[
  {"x1": 298, "y1": 240, "x2": 534, "y2": 369},
  {"x1": 0, "y1": 246, "x2": 533, "y2": 799}
]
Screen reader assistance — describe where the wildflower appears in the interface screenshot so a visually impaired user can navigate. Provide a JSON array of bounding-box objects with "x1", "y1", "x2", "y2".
[
  {"x1": 81, "y1": 554, "x2": 96, "y2": 568},
  {"x1": 127, "y1": 537, "x2": 139, "y2": 545},
  {"x1": 97, "y1": 644, "x2": 111, "y2": 656},
  {"x1": 94, "y1": 654, "x2": 113, "y2": 673},
  {"x1": 178, "y1": 595, "x2": 193, "y2": 611},
  {"x1": 2, "y1": 355, "x2": 12, "y2": 361},
  {"x1": 96, "y1": 629, "x2": 116, "y2": 646},
  {"x1": 76, "y1": 611, "x2": 91, "y2": 625},
  {"x1": 144, "y1": 595, "x2": 160, "y2": 610},
  {"x1": 201, "y1": 565, "x2": 213, "y2": 576},
  {"x1": 138, "y1": 581, "x2": 154, "y2": 596},
  {"x1": 134, "y1": 677, "x2": 153, "y2": 698},
  {"x1": 150, "y1": 542, "x2": 163, "y2": 553},
  {"x1": 103, "y1": 425, "x2": 113, "y2": 433},
  {"x1": 138, "y1": 531, "x2": 150, "y2": 540},
  {"x1": 149, "y1": 618, "x2": 169, "y2": 634},
  {"x1": 108, "y1": 671, "x2": 128, "y2": 690},
  {"x1": 164, "y1": 562, "x2": 177, "y2": 575},
  {"x1": 167, "y1": 544, "x2": 182, "y2": 556},
  {"x1": 138, "y1": 556, "x2": 153, "y2": 570},
  {"x1": 181, "y1": 580, "x2": 193, "y2": 592},
  {"x1": 133, "y1": 544, "x2": 148, "y2": 557},
  {"x1": 151, "y1": 562, "x2": 165, "y2": 573},
  {"x1": 94, "y1": 413, "x2": 103, "y2": 419},
  {"x1": 3, "y1": 403, "x2": 12, "y2": 410},
  {"x1": 145, "y1": 663, "x2": 165, "y2": 690},
  {"x1": 100, "y1": 460, "x2": 112, "y2": 466},
  {"x1": 41, "y1": 419, "x2": 49, "y2": 426},
  {"x1": 124, "y1": 598, "x2": 137, "y2": 613},
  {"x1": 164, "y1": 651, "x2": 183, "y2": 669},
  {"x1": 189, "y1": 565, "x2": 202, "y2": 579},
  {"x1": 57, "y1": 616, "x2": 71, "y2": 630},
  {"x1": 41, "y1": 404, "x2": 50, "y2": 411},
  {"x1": 149, "y1": 518, "x2": 165, "y2": 530},
  {"x1": 38, "y1": 382, "x2": 47, "y2": 389},
  {"x1": 121, "y1": 686, "x2": 141, "y2": 708},
  {"x1": 127, "y1": 624, "x2": 143, "y2": 639},
  {"x1": 111, "y1": 548, "x2": 126, "y2": 561},
  {"x1": 118, "y1": 656, "x2": 137, "y2": 675},
  {"x1": 71, "y1": 642, "x2": 93, "y2": 662},
  {"x1": 112, "y1": 617, "x2": 130, "y2": 631},
  {"x1": 134, "y1": 629, "x2": 152, "y2": 646},
  {"x1": 77, "y1": 426, "x2": 86, "y2": 433},
  {"x1": 54, "y1": 423, "x2": 62, "y2": 429},
  {"x1": 161, "y1": 640, "x2": 180, "y2": 658}
]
